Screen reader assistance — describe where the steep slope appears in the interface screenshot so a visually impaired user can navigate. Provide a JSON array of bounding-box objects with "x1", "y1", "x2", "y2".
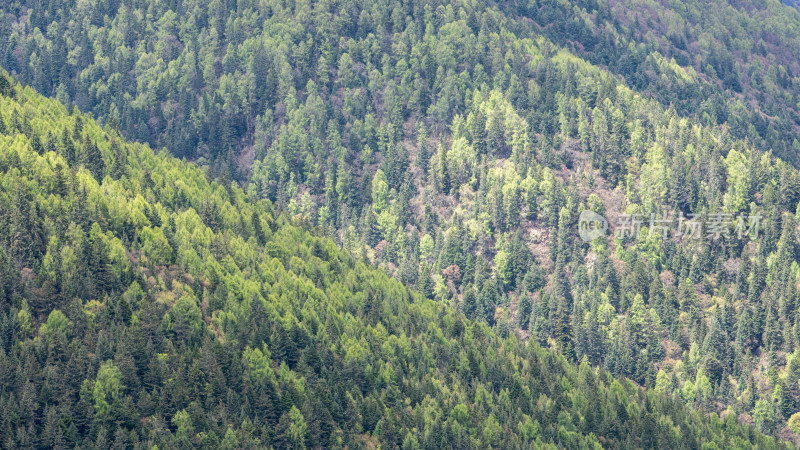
[
  {"x1": 510, "y1": 0, "x2": 800, "y2": 164},
  {"x1": 4, "y1": 0, "x2": 800, "y2": 441},
  {"x1": 2, "y1": 0, "x2": 800, "y2": 168},
  {"x1": 0, "y1": 74, "x2": 786, "y2": 448}
]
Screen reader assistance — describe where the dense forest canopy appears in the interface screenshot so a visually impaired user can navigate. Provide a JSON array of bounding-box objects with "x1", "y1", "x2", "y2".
[
  {"x1": 3, "y1": 0, "x2": 800, "y2": 169},
  {"x1": 0, "y1": 71, "x2": 785, "y2": 448},
  {"x1": 3, "y1": 0, "x2": 800, "y2": 446}
]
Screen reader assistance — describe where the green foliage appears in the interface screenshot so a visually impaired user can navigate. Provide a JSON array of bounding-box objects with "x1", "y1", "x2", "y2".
[
  {"x1": 0, "y1": 76, "x2": 786, "y2": 448},
  {"x1": 2, "y1": 0, "x2": 800, "y2": 442},
  {"x1": 140, "y1": 226, "x2": 173, "y2": 266},
  {"x1": 93, "y1": 361, "x2": 123, "y2": 420},
  {"x1": 788, "y1": 412, "x2": 800, "y2": 434},
  {"x1": 39, "y1": 309, "x2": 70, "y2": 339}
]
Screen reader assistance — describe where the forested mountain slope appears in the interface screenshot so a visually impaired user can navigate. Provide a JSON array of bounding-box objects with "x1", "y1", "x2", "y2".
[
  {"x1": 513, "y1": 0, "x2": 800, "y2": 165},
  {"x1": 4, "y1": 0, "x2": 800, "y2": 442},
  {"x1": 0, "y1": 73, "x2": 785, "y2": 448},
  {"x1": 3, "y1": 0, "x2": 800, "y2": 170}
]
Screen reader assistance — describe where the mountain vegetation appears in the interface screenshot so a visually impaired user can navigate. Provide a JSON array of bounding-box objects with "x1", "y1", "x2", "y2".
[
  {"x1": 3, "y1": 0, "x2": 800, "y2": 445},
  {"x1": 0, "y1": 71, "x2": 786, "y2": 448}
]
